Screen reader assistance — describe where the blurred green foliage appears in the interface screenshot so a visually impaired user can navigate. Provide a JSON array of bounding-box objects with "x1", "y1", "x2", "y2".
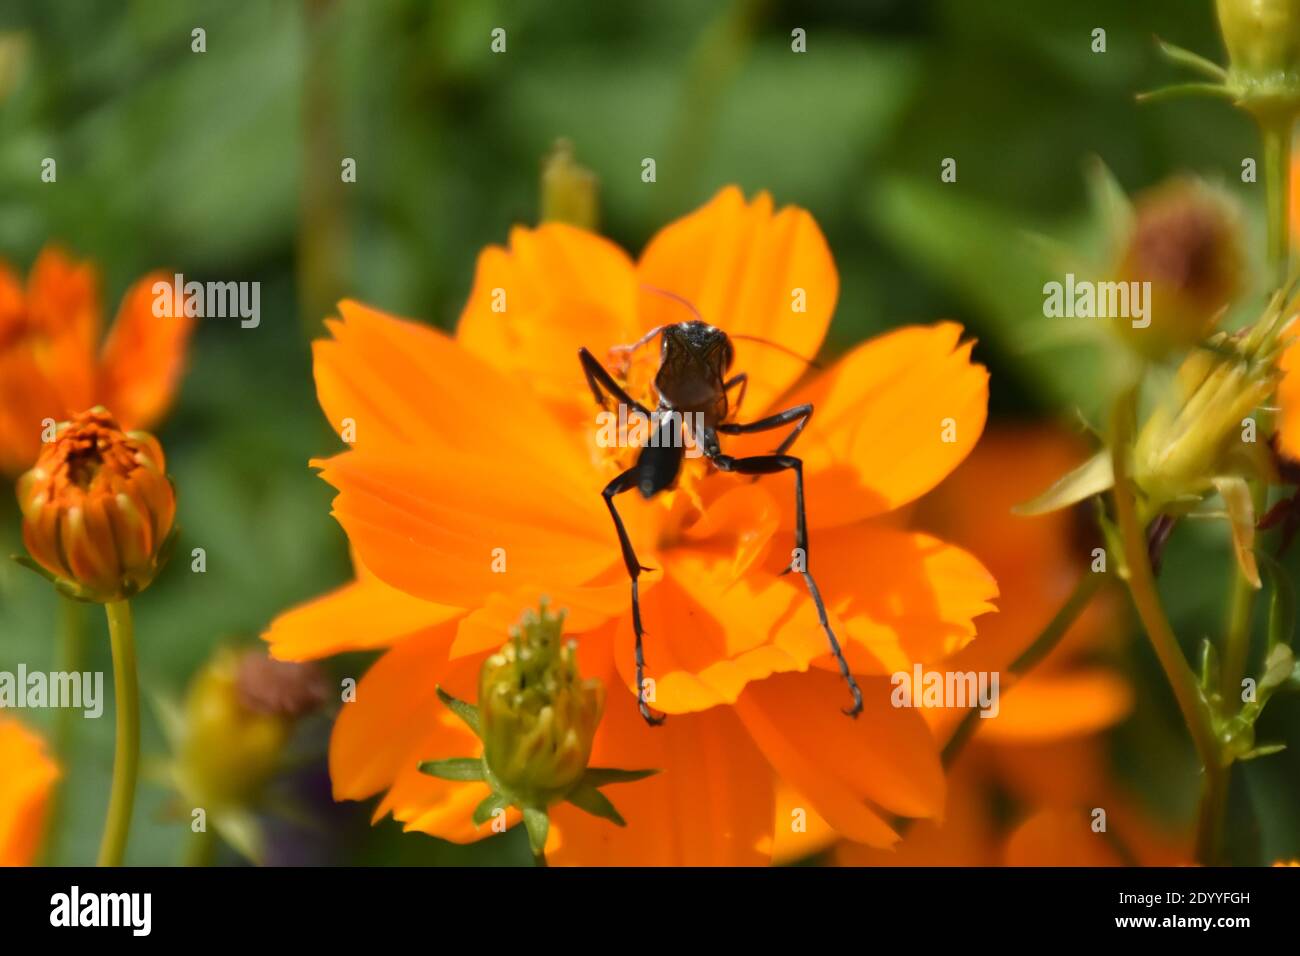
[{"x1": 0, "y1": 0, "x2": 1295, "y2": 865}]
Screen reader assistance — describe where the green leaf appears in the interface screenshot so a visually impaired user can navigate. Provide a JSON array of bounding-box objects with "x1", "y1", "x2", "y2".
[
  {"x1": 472, "y1": 792, "x2": 509, "y2": 827},
  {"x1": 565, "y1": 784, "x2": 627, "y2": 827},
  {"x1": 580, "y1": 767, "x2": 660, "y2": 788},
  {"x1": 436, "y1": 686, "x2": 482, "y2": 738},
  {"x1": 1013, "y1": 450, "x2": 1114, "y2": 516},
  {"x1": 417, "y1": 757, "x2": 485, "y2": 782},
  {"x1": 1257, "y1": 551, "x2": 1296, "y2": 655},
  {"x1": 1260, "y1": 644, "x2": 1296, "y2": 694},
  {"x1": 522, "y1": 807, "x2": 550, "y2": 855}
]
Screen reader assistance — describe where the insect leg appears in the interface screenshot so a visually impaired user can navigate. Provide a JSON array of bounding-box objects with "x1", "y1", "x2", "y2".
[
  {"x1": 710, "y1": 451, "x2": 863, "y2": 717},
  {"x1": 602, "y1": 466, "x2": 666, "y2": 725},
  {"x1": 579, "y1": 347, "x2": 653, "y2": 417},
  {"x1": 717, "y1": 402, "x2": 812, "y2": 456}
]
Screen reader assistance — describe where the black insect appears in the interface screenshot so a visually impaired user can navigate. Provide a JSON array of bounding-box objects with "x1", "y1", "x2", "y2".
[{"x1": 578, "y1": 288, "x2": 863, "y2": 725}]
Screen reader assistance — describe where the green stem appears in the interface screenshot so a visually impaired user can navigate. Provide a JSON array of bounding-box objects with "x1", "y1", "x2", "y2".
[
  {"x1": 1194, "y1": 760, "x2": 1230, "y2": 865},
  {"x1": 41, "y1": 595, "x2": 86, "y2": 864},
  {"x1": 1260, "y1": 114, "x2": 1293, "y2": 287},
  {"x1": 1110, "y1": 388, "x2": 1225, "y2": 864},
  {"x1": 97, "y1": 600, "x2": 139, "y2": 867},
  {"x1": 942, "y1": 571, "x2": 1107, "y2": 768},
  {"x1": 533, "y1": 847, "x2": 548, "y2": 868}
]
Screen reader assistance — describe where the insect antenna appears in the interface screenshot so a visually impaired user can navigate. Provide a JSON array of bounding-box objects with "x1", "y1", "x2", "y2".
[
  {"x1": 728, "y1": 334, "x2": 822, "y2": 370},
  {"x1": 638, "y1": 283, "x2": 822, "y2": 369}
]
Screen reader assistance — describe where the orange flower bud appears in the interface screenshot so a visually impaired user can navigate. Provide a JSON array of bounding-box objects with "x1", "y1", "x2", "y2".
[{"x1": 16, "y1": 407, "x2": 175, "y2": 603}]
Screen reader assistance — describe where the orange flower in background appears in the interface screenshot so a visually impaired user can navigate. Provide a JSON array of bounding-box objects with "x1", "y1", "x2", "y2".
[
  {"x1": 0, "y1": 718, "x2": 59, "y2": 866},
  {"x1": 265, "y1": 187, "x2": 996, "y2": 863},
  {"x1": 837, "y1": 428, "x2": 1186, "y2": 866},
  {"x1": 0, "y1": 246, "x2": 193, "y2": 475}
]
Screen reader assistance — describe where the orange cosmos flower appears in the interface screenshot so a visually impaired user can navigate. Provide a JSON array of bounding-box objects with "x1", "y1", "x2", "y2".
[
  {"x1": 265, "y1": 186, "x2": 996, "y2": 863},
  {"x1": 0, "y1": 718, "x2": 59, "y2": 866},
  {"x1": 0, "y1": 246, "x2": 193, "y2": 475},
  {"x1": 836, "y1": 428, "x2": 1186, "y2": 866}
]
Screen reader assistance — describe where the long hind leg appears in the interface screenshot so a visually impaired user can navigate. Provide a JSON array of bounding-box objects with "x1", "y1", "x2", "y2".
[
  {"x1": 602, "y1": 467, "x2": 665, "y2": 725},
  {"x1": 710, "y1": 450, "x2": 863, "y2": 717}
]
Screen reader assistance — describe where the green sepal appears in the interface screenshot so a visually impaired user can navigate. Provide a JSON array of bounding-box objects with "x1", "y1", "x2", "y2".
[
  {"x1": 1152, "y1": 36, "x2": 1228, "y2": 81},
  {"x1": 579, "y1": 767, "x2": 660, "y2": 788},
  {"x1": 472, "y1": 791, "x2": 509, "y2": 827},
  {"x1": 565, "y1": 784, "x2": 626, "y2": 827},
  {"x1": 417, "y1": 757, "x2": 485, "y2": 781},
  {"x1": 1013, "y1": 450, "x2": 1113, "y2": 516},
  {"x1": 1136, "y1": 82, "x2": 1237, "y2": 104},
  {"x1": 1212, "y1": 476, "x2": 1260, "y2": 589},
  {"x1": 522, "y1": 806, "x2": 550, "y2": 854},
  {"x1": 1238, "y1": 742, "x2": 1287, "y2": 761},
  {"x1": 435, "y1": 685, "x2": 482, "y2": 738}
]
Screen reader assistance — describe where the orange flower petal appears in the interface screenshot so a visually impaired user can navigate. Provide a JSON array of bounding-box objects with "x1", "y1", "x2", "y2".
[
  {"x1": 314, "y1": 299, "x2": 588, "y2": 462},
  {"x1": 772, "y1": 780, "x2": 839, "y2": 864},
  {"x1": 316, "y1": 445, "x2": 614, "y2": 607},
  {"x1": 455, "y1": 224, "x2": 643, "y2": 408},
  {"x1": 0, "y1": 718, "x2": 59, "y2": 867},
  {"x1": 979, "y1": 670, "x2": 1132, "y2": 743},
  {"x1": 1003, "y1": 809, "x2": 1124, "y2": 866},
  {"x1": 264, "y1": 573, "x2": 464, "y2": 662},
  {"x1": 26, "y1": 246, "x2": 100, "y2": 345},
  {"x1": 836, "y1": 763, "x2": 997, "y2": 866},
  {"x1": 449, "y1": 581, "x2": 630, "y2": 659},
  {"x1": 329, "y1": 624, "x2": 511, "y2": 845},
  {"x1": 736, "y1": 670, "x2": 945, "y2": 849},
  {"x1": 99, "y1": 273, "x2": 195, "y2": 431},
  {"x1": 1278, "y1": 336, "x2": 1300, "y2": 460},
  {"x1": 731, "y1": 323, "x2": 988, "y2": 528},
  {"x1": 546, "y1": 633, "x2": 775, "y2": 866},
  {"x1": 611, "y1": 553, "x2": 838, "y2": 714},
  {"x1": 637, "y1": 187, "x2": 837, "y2": 416},
  {"x1": 802, "y1": 523, "x2": 998, "y2": 676}
]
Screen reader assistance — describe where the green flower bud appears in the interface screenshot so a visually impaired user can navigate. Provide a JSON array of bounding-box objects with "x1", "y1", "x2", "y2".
[
  {"x1": 1217, "y1": 0, "x2": 1300, "y2": 109},
  {"x1": 540, "y1": 139, "x2": 599, "y2": 230},
  {"x1": 1133, "y1": 336, "x2": 1277, "y2": 508},
  {"x1": 479, "y1": 602, "x2": 605, "y2": 807}
]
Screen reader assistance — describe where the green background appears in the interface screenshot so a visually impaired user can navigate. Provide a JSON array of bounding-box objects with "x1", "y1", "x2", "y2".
[{"x1": 0, "y1": 0, "x2": 1295, "y2": 865}]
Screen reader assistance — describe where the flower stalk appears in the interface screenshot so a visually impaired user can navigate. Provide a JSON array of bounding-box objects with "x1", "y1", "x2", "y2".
[
  {"x1": 98, "y1": 599, "x2": 139, "y2": 867},
  {"x1": 1111, "y1": 384, "x2": 1228, "y2": 863}
]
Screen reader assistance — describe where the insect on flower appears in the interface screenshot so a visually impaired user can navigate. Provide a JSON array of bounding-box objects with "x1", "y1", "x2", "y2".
[{"x1": 579, "y1": 286, "x2": 863, "y2": 725}]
